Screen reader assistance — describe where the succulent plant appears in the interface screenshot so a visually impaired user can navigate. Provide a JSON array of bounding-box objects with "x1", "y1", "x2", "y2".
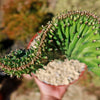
[
  {"x1": 0, "y1": 10, "x2": 100, "y2": 77},
  {"x1": 39, "y1": 10, "x2": 100, "y2": 75},
  {"x1": 0, "y1": 47, "x2": 43, "y2": 77}
]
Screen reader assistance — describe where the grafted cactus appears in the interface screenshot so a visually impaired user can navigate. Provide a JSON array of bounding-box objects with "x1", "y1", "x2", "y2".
[
  {"x1": 0, "y1": 10, "x2": 100, "y2": 77},
  {"x1": 39, "y1": 10, "x2": 100, "y2": 76}
]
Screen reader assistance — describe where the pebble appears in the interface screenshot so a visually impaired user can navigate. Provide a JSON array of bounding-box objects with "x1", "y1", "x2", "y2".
[{"x1": 35, "y1": 59, "x2": 86, "y2": 86}]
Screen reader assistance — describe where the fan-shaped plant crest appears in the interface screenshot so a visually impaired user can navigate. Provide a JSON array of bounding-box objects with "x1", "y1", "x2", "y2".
[{"x1": 0, "y1": 10, "x2": 100, "y2": 77}]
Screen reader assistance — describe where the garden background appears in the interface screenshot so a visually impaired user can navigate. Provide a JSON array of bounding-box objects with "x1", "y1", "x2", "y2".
[{"x1": 0, "y1": 0, "x2": 100, "y2": 100}]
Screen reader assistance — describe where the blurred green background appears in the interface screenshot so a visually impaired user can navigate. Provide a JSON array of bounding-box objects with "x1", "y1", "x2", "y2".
[{"x1": 0, "y1": 0, "x2": 100, "y2": 100}]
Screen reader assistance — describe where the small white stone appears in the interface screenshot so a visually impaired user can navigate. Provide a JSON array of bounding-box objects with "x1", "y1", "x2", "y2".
[
  {"x1": 35, "y1": 58, "x2": 85, "y2": 86},
  {"x1": 63, "y1": 78, "x2": 69, "y2": 85}
]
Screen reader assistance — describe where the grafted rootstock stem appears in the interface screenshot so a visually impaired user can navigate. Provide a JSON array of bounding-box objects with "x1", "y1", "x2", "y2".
[{"x1": 0, "y1": 10, "x2": 100, "y2": 77}]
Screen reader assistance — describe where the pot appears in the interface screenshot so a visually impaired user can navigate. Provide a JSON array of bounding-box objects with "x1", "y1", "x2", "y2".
[{"x1": 27, "y1": 32, "x2": 87, "y2": 87}]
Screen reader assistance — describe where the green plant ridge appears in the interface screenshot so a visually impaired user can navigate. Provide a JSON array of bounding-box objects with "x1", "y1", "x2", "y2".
[{"x1": 0, "y1": 10, "x2": 100, "y2": 77}]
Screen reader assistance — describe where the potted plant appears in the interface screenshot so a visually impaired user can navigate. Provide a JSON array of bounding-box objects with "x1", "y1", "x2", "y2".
[{"x1": 0, "y1": 10, "x2": 100, "y2": 99}]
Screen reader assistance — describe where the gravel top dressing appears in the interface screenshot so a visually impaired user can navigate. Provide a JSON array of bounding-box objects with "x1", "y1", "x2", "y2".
[
  {"x1": 29, "y1": 34, "x2": 86, "y2": 86},
  {"x1": 35, "y1": 59, "x2": 86, "y2": 86}
]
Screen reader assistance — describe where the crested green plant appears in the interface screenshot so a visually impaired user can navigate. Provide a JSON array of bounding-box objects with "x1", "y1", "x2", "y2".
[{"x1": 0, "y1": 10, "x2": 100, "y2": 77}]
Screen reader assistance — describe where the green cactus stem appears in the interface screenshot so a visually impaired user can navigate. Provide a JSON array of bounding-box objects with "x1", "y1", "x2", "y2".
[
  {"x1": 38, "y1": 10, "x2": 100, "y2": 76},
  {"x1": 0, "y1": 47, "x2": 43, "y2": 77},
  {"x1": 0, "y1": 10, "x2": 100, "y2": 77}
]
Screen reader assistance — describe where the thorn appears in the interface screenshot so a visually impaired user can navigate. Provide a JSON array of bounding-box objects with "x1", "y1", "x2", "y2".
[
  {"x1": 50, "y1": 29, "x2": 53, "y2": 33},
  {"x1": 88, "y1": 22, "x2": 91, "y2": 26},
  {"x1": 77, "y1": 15, "x2": 80, "y2": 19},
  {"x1": 42, "y1": 25, "x2": 44, "y2": 28},
  {"x1": 92, "y1": 22, "x2": 95, "y2": 25},
  {"x1": 80, "y1": 21, "x2": 82, "y2": 24},
  {"x1": 77, "y1": 35, "x2": 79, "y2": 38},
  {"x1": 50, "y1": 40, "x2": 53, "y2": 42},
  {"x1": 85, "y1": 21, "x2": 88, "y2": 24},
  {"x1": 96, "y1": 48, "x2": 99, "y2": 50},
  {"x1": 81, "y1": 12, "x2": 84, "y2": 16},
  {"x1": 10, "y1": 74, "x2": 13, "y2": 78},
  {"x1": 54, "y1": 23, "x2": 58, "y2": 27},
  {"x1": 68, "y1": 23, "x2": 70, "y2": 26},
  {"x1": 47, "y1": 21, "x2": 51, "y2": 24},
  {"x1": 98, "y1": 64, "x2": 100, "y2": 67},
  {"x1": 94, "y1": 32, "x2": 97, "y2": 35},
  {"x1": 74, "y1": 17, "x2": 77, "y2": 21},
  {"x1": 16, "y1": 75, "x2": 19, "y2": 78},
  {"x1": 48, "y1": 23, "x2": 52, "y2": 29},
  {"x1": 92, "y1": 26, "x2": 95, "y2": 30},
  {"x1": 58, "y1": 16, "x2": 61, "y2": 20},
  {"x1": 64, "y1": 24, "x2": 66, "y2": 27},
  {"x1": 70, "y1": 15, "x2": 73, "y2": 20},
  {"x1": 92, "y1": 40, "x2": 96, "y2": 42},
  {"x1": 97, "y1": 56, "x2": 100, "y2": 59},
  {"x1": 62, "y1": 14, "x2": 66, "y2": 19},
  {"x1": 73, "y1": 32, "x2": 75, "y2": 34}
]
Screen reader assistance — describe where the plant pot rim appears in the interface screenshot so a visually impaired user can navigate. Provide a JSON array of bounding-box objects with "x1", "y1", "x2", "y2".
[{"x1": 27, "y1": 32, "x2": 87, "y2": 87}]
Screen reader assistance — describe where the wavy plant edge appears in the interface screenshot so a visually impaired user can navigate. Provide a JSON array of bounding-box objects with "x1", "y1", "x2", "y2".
[{"x1": 0, "y1": 10, "x2": 100, "y2": 77}]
